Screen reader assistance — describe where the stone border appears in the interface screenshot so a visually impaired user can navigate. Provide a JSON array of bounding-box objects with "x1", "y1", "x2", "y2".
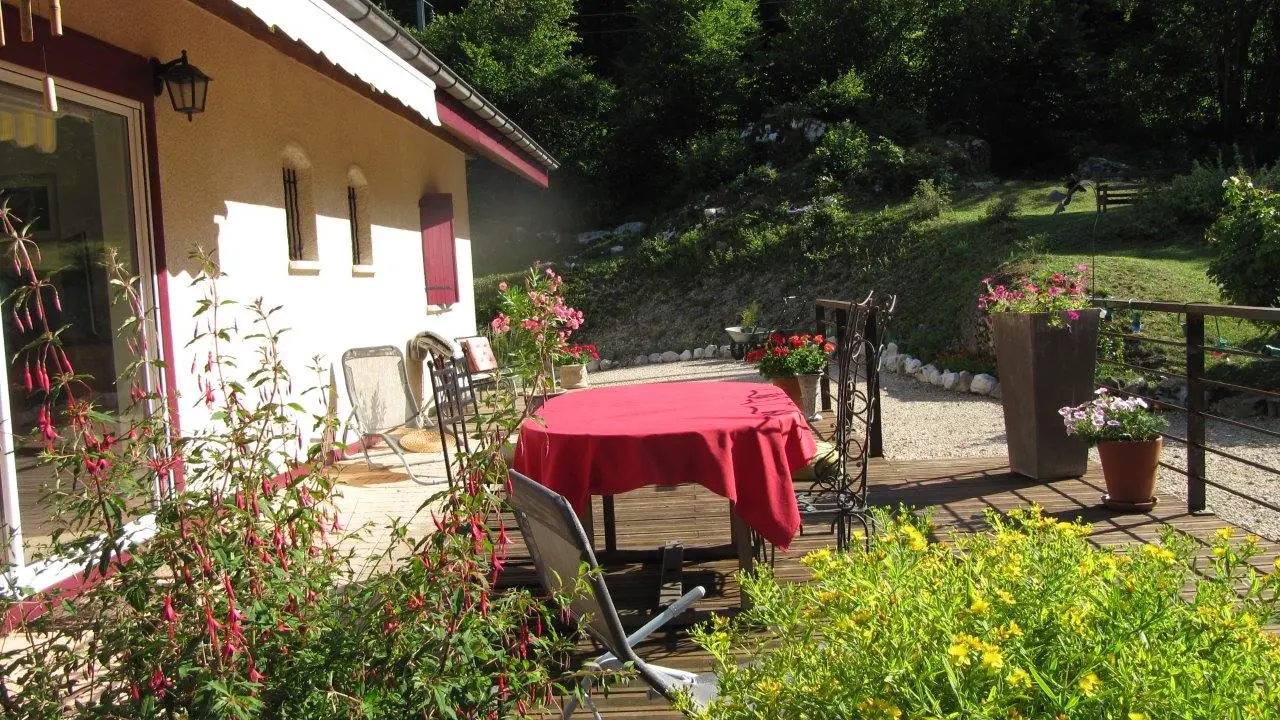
[
  {"x1": 880, "y1": 343, "x2": 1002, "y2": 399},
  {"x1": 583, "y1": 344, "x2": 736, "y2": 373}
]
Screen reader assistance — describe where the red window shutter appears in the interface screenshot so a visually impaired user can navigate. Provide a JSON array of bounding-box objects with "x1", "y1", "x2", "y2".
[{"x1": 420, "y1": 193, "x2": 459, "y2": 305}]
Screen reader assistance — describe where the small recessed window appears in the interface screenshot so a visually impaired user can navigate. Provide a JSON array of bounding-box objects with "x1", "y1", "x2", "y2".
[
  {"x1": 282, "y1": 145, "x2": 317, "y2": 267},
  {"x1": 347, "y1": 176, "x2": 372, "y2": 268}
]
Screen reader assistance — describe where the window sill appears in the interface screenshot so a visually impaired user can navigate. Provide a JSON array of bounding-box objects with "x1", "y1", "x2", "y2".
[
  {"x1": 352, "y1": 264, "x2": 376, "y2": 277},
  {"x1": 287, "y1": 259, "x2": 321, "y2": 276}
]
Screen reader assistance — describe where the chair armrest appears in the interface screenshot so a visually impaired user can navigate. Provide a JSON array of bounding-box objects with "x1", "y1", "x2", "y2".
[{"x1": 594, "y1": 586, "x2": 706, "y2": 667}]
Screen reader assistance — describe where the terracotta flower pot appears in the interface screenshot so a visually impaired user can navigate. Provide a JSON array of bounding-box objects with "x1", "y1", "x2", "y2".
[
  {"x1": 771, "y1": 376, "x2": 802, "y2": 407},
  {"x1": 1097, "y1": 438, "x2": 1161, "y2": 511}
]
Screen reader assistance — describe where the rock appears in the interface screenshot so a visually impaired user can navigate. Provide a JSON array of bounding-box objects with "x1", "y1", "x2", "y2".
[
  {"x1": 970, "y1": 373, "x2": 998, "y2": 395},
  {"x1": 1212, "y1": 395, "x2": 1266, "y2": 418},
  {"x1": 919, "y1": 364, "x2": 942, "y2": 385},
  {"x1": 613, "y1": 221, "x2": 646, "y2": 235},
  {"x1": 881, "y1": 353, "x2": 899, "y2": 373},
  {"x1": 599, "y1": 359, "x2": 614, "y2": 371},
  {"x1": 586, "y1": 359, "x2": 600, "y2": 372},
  {"x1": 940, "y1": 371, "x2": 959, "y2": 390},
  {"x1": 648, "y1": 353, "x2": 663, "y2": 364},
  {"x1": 693, "y1": 347, "x2": 705, "y2": 359},
  {"x1": 956, "y1": 371, "x2": 974, "y2": 392},
  {"x1": 576, "y1": 230, "x2": 611, "y2": 244},
  {"x1": 661, "y1": 351, "x2": 681, "y2": 363},
  {"x1": 633, "y1": 355, "x2": 648, "y2": 366},
  {"x1": 884, "y1": 342, "x2": 898, "y2": 358},
  {"x1": 679, "y1": 349, "x2": 693, "y2": 361},
  {"x1": 720, "y1": 344, "x2": 733, "y2": 357},
  {"x1": 1122, "y1": 377, "x2": 1147, "y2": 396},
  {"x1": 902, "y1": 357, "x2": 922, "y2": 375},
  {"x1": 610, "y1": 245, "x2": 625, "y2": 254},
  {"x1": 703, "y1": 207, "x2": 726, "y2": 219},
  {"x1": 704, "y1": 344, "x2": 718, "y2": 358},
  {"x1": 990, "y1": 382, "x2": 1001, "y2": 399}
]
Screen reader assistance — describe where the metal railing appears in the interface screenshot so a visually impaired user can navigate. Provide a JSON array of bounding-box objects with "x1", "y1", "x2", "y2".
[
  {"x1": 814, "y1": 298, "x2": 884, "y2": 458},
  {"x1": 1091, "y1": 299, "x2": 1280, "y2": 514}
]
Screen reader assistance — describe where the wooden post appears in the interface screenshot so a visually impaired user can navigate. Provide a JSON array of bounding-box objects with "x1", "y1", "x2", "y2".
[
  {"x1": 20, "y1": 0, "x2": 35, "y2": 43},
  {"x1": 816, "y1": 303, "x2": 831, "y2": 411},
  {"x1": 866, "y1": 305, "x2": 883, "y2": 458},
  {"x1": 1185, "y1": 310, "x2": 1207, "y2": 513}
]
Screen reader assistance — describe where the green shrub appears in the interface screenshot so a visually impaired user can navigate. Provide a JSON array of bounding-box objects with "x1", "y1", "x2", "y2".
[
  {"x1": 986, "y1": 193, "x2": 1020, "y2": 224},
  {"x1": 684, "y1": 508, "x2": 1280, "y2": 719},
  {"x1": 673, "y1": 129, "x2": 754, "y2": 199},
  {"x1": 909, "y1": 179, "x2": 951, "y2": 220},
  {"x1": 1207, "y1": 174, "x2": 1280, "y2": 307},
  {"x1": 812, "y1": 120, "x2": 870, "y2": 181}
]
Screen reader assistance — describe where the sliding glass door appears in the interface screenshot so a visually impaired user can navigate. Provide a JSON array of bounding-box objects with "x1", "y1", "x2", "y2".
[{"x1": 0, "y1": 62, "x2": 157, "y2": 585}]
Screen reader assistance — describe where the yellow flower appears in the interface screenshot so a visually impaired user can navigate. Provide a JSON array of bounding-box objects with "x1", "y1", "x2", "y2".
[
  {"x1": 1142, "y1": 544, "x2": 1176, "y2": 562},
  {"x1": 1128, "y1": 713, "x2": 1148, "y2": 720},
  {"x1": 1078, "y1": 672, "x2": 1101, "y2": 695},
  {"x1": 857, "y1": 698, "x2": 903, "y2": 719},
  {"x1": 995, "y1": 620, "x2": 1024, "y2": 639},
  {"x1": 981, "y1": 649, "x2": 1005, "y2": 670},
  {"x1": 757, "y1": 680, "x2": 783, "y2": 698},
  {"x1": 1212, "y1": 546, "x2": 1227, "y2": 558},
  {"x1": 948, "y1": 642, "x2": 971, "y2": 667},
  {"x1": 970, "y1": 595, "x2": 991, "y2": 615},
  {"x1": 1215, "y1": 527, "x2": 1236, "y2": 541},
  {"x1": 903, "y1": 526, "x2": 929, "y2": 552},
  {"x1": 996, "y1": 589, "x2": 1016, "y2": 605},
  {"x1": 1006, "y1": 668, "x2": 1031, "y2": 688}
]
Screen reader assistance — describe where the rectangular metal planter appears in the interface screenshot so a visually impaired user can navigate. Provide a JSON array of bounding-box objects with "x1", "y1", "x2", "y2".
[{"x1": 990, "y1": 309, "x2": 1100, "y2": 480}]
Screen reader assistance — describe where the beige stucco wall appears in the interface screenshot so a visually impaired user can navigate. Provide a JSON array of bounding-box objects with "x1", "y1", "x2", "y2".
[{"x1": 56, "y1": 1, "x2": 478, "y2": 439}]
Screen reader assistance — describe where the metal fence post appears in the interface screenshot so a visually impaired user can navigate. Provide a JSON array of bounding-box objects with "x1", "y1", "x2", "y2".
[
  {"x1": 866, "y1": 305, "x2": 884, "y2": 458},
  {"x1": 1185, "y1": 309, "x2": 1207, "y2": 513}
]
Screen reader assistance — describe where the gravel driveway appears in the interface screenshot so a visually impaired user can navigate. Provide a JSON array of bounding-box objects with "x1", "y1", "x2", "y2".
[{"x1": 594, "y1": 359, "x2": 1280, "y2": 540}]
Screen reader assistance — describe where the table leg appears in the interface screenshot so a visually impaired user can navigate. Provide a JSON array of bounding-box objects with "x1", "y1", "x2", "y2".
[
  {"x1": 730, "y1": 508, "x2": 754, "y2": 611},
  {"x1": 603, "y1": 495, "x2": 617, "y2": 555},
  {"x1": 577, "y1": 498, "x2": 595, "y2": 550}
]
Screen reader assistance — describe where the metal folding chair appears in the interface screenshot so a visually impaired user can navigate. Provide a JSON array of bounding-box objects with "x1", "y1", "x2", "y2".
[
  {"x1": 340, "y1": 345, "x2": 435, "y2": 485},
  {"x1": 427, "y1": 355, "x2": 483, "y2": 489},
  {"x1": 507, "y1": 469, "x2": 718, "y2": 719}
]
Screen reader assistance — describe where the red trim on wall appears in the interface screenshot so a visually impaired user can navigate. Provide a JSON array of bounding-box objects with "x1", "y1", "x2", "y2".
[{"x1": 435, "y1": 95, "x2": 551, "y2": 189}]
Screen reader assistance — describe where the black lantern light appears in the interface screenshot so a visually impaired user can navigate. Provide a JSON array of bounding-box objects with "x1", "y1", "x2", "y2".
[{"x1": 151, "y1": 51, "x2": 211, "y2": 121}]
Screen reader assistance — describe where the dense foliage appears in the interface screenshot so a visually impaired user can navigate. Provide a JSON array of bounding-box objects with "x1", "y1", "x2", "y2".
[
  {"x1": 1207, "y1": 174, "x2": 1280, "y2": 307},
  {"x1": 684, "y1": 508, "x2": 1280, "y2": 719}
]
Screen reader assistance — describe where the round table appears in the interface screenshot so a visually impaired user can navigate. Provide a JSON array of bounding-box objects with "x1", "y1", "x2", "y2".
[{"x1": 513, "y1": 381, "x2": 815, "y2": 550}]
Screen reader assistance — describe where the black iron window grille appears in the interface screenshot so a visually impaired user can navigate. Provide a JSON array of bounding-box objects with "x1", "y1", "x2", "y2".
[
  {"x1": 348, "y1": 185, "x2": 362, "y2": 265},
  {"x1": 283, "y1": 167, "x2": 303, "y2": 261}
]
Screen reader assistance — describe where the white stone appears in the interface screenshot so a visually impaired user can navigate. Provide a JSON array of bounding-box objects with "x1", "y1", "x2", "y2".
[
  {"x1": 661, "y1": 351, "x2": 681, "y2": 363},
  {"x1": 704, "y1": 344, "x2": 718, "y2": 358},
  {"x1": 922, "y1": 365, "x2": 943, "y2": 385},
  {"x1": 940, "y1": 371, "x2": 959, "y2": 390},
  {"x1": 693, "y1": 347, "x2": 705, "y2": 359},
  {"x1": 955, "y1": 371, "x2": 973, "y2": 393},
  {"x1": 679, "y1": 349, "x2": 693, "y2": 361},
  {"x1": 586, "y1": 359, "x2": 600, "y2": 372},
  {"x1": 599, "y1": 359, "x2": 614, "y2": 371},
  {"x1": 880, "y1": 353, "x2": 899, "y2": 373},
  {"x1": 902, "y1": 357, "x2": 922, "y2": 375},
  {"x1": 610, "y1": 245, "x2": 625, "y2": 254},
  {"x1": 649, "y1": 353, "x2": 663, "y2": 364},
  {"x1": 703, "y1": 207, "x2": 726, "y2": 218},
  {"x1": 720, "y1": 345, "x2": 733, "y2": 357},
  {"x1": 884, "y1": 342, "x2": 898, "y2": 358},
  {"x1": 970, "y1": 373, "x2": 998, "y2": 395},
  {"x1": 633, "y1": 355, "x2": 648, "y2": 366}
]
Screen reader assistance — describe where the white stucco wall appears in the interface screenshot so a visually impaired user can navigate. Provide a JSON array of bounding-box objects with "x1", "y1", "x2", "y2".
[{"x1": 57, "y1": 1, "x2": 478, "y2": 440}]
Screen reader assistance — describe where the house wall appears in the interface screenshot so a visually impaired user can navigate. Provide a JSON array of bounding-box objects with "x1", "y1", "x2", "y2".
[{"x1": 50, "y1": 0, "x2": 478, "y2": 436}]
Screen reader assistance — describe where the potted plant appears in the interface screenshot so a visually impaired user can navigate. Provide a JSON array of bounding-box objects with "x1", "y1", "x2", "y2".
[
  {"x1": 786, "y1": 334, "x2": 835, "y2": 420},
  {"x1": 979, "y1": 266, "x2": 1100, "y2": 480},
  {"x1": 556, "y1": 343, "x2": 599, "y2": 389},
  {"x1": 1060, "y1": 388, "x2": 1168, "y2": 511},
  {"x1": 490, "y1": 265, "x2": 585, "y2": 405},
  {"x1": 726, "y1": 300, "x2": 768, "y2": 359}
]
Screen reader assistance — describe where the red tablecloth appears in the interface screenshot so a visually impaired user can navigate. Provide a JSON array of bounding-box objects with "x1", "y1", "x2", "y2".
[{"x1": 513, "y1": 381, "x2": 815, "y2": 549}]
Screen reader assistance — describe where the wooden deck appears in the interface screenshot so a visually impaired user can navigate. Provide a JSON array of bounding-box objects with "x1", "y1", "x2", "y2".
[{"x1": 504, "y1": 454, "x2": 1280, "y2": 719}]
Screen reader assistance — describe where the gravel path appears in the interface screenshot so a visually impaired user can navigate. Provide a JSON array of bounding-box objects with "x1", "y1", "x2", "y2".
[{"x1": 591, "y1": 359, "x2": 1280, "y2": 540}]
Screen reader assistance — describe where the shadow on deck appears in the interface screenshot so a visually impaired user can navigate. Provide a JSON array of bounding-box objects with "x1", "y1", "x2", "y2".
[{"x1": 509, "y1": 455, "x2": 1279, "y2": 718}]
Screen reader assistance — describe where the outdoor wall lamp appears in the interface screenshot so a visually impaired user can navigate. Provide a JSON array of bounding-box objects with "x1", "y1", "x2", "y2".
[{"x1": 151, "y1": 50, "x2": 211, "y2": 121}]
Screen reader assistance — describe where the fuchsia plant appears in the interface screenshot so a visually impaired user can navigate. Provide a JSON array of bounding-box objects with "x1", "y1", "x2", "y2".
[{"x1": 0, "y1": 203, "x2": 593, "y2": 719}]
